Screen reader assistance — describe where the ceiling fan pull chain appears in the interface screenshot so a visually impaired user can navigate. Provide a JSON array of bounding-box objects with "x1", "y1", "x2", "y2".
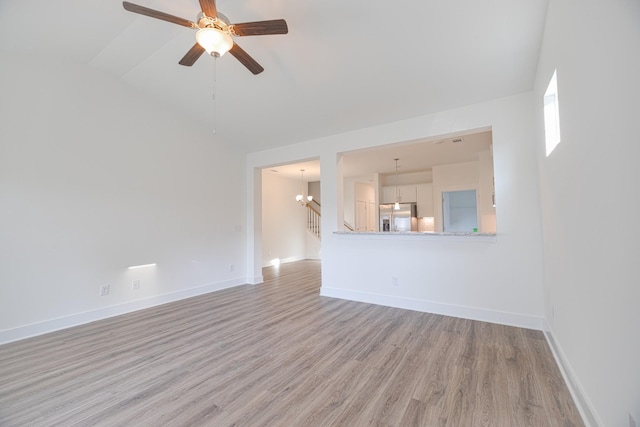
[{"x1": 212, "y1": 56, "x2": 217, "y2": 134}]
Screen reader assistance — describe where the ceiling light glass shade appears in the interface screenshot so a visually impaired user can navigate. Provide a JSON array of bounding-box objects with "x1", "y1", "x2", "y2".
[
  {"x1": 196, "y1": 28, "x2": 233, "y2": 57},
  {"x1": 307, "y1": 195, "x2": 313, "y2": 202},
  {"x1": 394, "y1": 201, "x2": 400, "y2": 210},
  {"x1": 296, "y1": 194, "x2": 303, "y2": 202}
]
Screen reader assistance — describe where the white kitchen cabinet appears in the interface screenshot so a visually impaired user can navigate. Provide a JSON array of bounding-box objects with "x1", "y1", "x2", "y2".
[
  {"x1": 400, "y1": 185, "x2": 417, "y2": 203},
  {"x1": 416, "y1": 183, "x2": 434, "y2": 217},
  {"x1": 381, "y1": 186, "x2": 395, "y2": 204},
  {"x1": 381, "y1": 185, "x2": 417, "y2": 204}
]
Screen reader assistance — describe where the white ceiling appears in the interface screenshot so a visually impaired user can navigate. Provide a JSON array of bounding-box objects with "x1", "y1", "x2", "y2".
[
  {"x1": 342, "y1": 129, "x2": 492, "y2": 178},
  {"x1": 0, "y1": 0, "x2": 548, "y2": 156},
  {"x1": 265, "y1": 159, "x2": 321, "y2": 182},
  {"x1": 267, "y1": 129, "x2": 492, "y2": 182}
]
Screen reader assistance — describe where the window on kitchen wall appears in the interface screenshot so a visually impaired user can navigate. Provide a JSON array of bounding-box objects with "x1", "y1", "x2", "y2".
[{"x1": 442, "y1": 189, "x2": 478, "y2": 233}]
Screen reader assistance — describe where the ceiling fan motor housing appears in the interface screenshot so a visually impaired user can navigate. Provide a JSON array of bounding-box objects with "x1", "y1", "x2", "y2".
[{"x1": 197, "y1": 11, "x2": 230, "y2": 31}]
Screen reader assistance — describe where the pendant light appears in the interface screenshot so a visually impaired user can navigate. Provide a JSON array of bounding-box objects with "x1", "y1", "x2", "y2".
[
  {"x1": 295, "y1": 169, "x2": 313, "y2": 206},
  {"x1": 394, "y1": 158, "x2": 400, "y2": 210}
]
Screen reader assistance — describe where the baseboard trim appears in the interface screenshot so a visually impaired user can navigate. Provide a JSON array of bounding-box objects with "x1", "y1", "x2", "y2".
[
  {"x1": 319, "y1": 287, "x2": 543, "y2": 330},
  {"x1": 248, "y1": 275, "x2": 264, "y2": 285},
  {"x1": 0, "y1": 278, "x2": 246, "y2": 345},
  {"x1": 542, "y1": 321, "x2": 601, "y2": 427}
]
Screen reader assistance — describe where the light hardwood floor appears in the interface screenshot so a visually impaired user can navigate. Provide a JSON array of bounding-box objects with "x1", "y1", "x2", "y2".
[{"x1": 0, "y1": 260, "x2": 583, "y2": 426}]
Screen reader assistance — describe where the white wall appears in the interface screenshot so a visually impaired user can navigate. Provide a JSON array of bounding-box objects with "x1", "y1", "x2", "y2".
[
  {"x1": 380, "y1": 171, "x2": 432, "y2": 186},
  {"x1": 354, "y1": 181, "x2": 376, "y2": 231},
  {"x1": 305, "y1": 230, "x2": 321, "y2": 261},
  {"x1": 344, "y1": 174, "x2": 379, "y2": 231},
  {"x1": 478, "y1": 150, "x2": 497, "y2": 233},
  {"x1": 261, "y1": 171, "x2": 307, "y2": 266},
  {"x1": 0, "y1": 56, "x2": 247, "y2": 343},
  {"x1": 534, "y1": 1, "x2": 640, "y2": 426},
  {"x1": 308, "y1": 181, "x2": 321, "y2": 203},
  {"x1": 343, "y1": 178, "x2": 356, "y2": 228},
  {"x1": 247, "y1": 92, "x2": 545, "y2": 329}
]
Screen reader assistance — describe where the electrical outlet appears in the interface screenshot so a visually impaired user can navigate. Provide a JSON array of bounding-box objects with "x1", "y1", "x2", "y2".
[
  {"x1": 132, "y1": 280, "x2": 140, "y2": 290},
  {"x1": 229, "y1": 264, "x2": 234, "y2": 272},
  {"x1": 392, "y1": 276, "x2": 399, "y2": 286},
  {"x1": 99, "y1": 284, "x2": 110, "y2": 296}
]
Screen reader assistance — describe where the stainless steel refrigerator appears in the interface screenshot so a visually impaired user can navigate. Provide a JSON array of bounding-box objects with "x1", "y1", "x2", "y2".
[{"x1": 380, "y1": 203, "x2": 417, "y2": 232}]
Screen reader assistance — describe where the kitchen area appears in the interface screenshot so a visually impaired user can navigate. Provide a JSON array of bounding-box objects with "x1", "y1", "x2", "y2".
[{"x1": 342, "y1": 130, "x2": 497, "y2": 235}]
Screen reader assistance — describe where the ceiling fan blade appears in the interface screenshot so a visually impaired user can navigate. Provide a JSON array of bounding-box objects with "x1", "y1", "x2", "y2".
[
  {"x1": 199, "y1": 0, "x2": 218, "y2": 18},
  {"x1": 230, "y1": 19, "x2": 288, "y2": 36},
  {"x1": 123, "y1": 2, "x2": 194, "y2": 28},
  {"x1": 179, "y1": 43, "x2": 207, "y2": 66},
  {"x1": 229, "y1": 43, "x2": 264, "y2": 75}
]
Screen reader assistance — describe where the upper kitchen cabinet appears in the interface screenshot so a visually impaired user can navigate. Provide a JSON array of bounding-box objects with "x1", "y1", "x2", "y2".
[
  {"x1": 416, "y1": 183, "x2": 434, "y2": 217},
  {"x1": 381, "y1": 184, "x2": 417, "y2": 204},
  {"x1": 381, "y1": 185, "x2": 395, "y2": 204}
]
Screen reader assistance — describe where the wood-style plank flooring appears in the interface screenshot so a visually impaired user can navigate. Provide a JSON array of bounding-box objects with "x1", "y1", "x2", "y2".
[{"x1": 0, "y1": 260, "x2": 583, "y2": 426}]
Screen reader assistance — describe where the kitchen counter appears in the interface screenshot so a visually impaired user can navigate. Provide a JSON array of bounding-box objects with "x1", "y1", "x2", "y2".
[{"x1": 333, "y1": 231, "x2": 497, "y2": 242}]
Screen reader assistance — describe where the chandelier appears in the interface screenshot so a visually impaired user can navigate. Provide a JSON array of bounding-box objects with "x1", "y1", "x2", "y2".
[{"x1": 295, "y1": 169, "x2": 313, "y2": 206}]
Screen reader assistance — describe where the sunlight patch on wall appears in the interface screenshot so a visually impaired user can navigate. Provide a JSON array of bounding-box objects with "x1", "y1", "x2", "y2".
[{"x1": 128, "y1": 263, "x2": 157, "y2": 270}]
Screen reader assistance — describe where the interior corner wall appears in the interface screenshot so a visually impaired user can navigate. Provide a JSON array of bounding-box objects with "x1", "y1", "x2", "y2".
[
  {"x1": 343, "y1": 178, "x2": 356, "y2": 227},
  {"x1": 308, "y1": 181, "x2": 321, "y2": 202},
  {"x1": 261, "y1": 171, "x2": 307, "y2": 267},
  {"x1": 248, "y1": 92, "x2": 545, "y2": 330},
  {"x1": 533, "y1": 1, "x2": 640, "y2": 426},
  {"x1": 0, "y1": 56, "x2": 247, "y2": 344}
]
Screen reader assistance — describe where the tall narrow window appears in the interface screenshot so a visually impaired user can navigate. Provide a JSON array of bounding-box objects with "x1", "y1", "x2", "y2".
[{"x1": 544, "y1": 70, "x2": 561, "y2": 156}]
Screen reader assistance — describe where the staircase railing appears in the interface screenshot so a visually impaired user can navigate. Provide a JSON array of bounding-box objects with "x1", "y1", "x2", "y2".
[
  {"x1": 306, "y1": 204, "x2": 321, "y2": 239},
  {"x1": 305, "y1": 203, "x2": 355, "y2": 237}
]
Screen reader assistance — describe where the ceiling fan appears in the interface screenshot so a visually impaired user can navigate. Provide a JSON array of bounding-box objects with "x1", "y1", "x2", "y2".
[{"x1": 122, "y1": 0, "x2": 288, "y2": 74}]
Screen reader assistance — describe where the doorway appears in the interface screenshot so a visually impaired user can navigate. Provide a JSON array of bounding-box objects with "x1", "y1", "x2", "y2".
[{"x1": 260, "y1": 161, "x2": 322, "y2": 270}]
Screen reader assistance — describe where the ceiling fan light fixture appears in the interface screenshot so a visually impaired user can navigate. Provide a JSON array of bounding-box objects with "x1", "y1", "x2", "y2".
[{"x1": 196, "y1": 27, "x2": 233, "y2": 57}]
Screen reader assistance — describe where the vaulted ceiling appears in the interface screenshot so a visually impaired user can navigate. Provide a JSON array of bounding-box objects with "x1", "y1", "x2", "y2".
[{"x1": 0, "y1": 0, "x2": 548, "y2": 153}]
